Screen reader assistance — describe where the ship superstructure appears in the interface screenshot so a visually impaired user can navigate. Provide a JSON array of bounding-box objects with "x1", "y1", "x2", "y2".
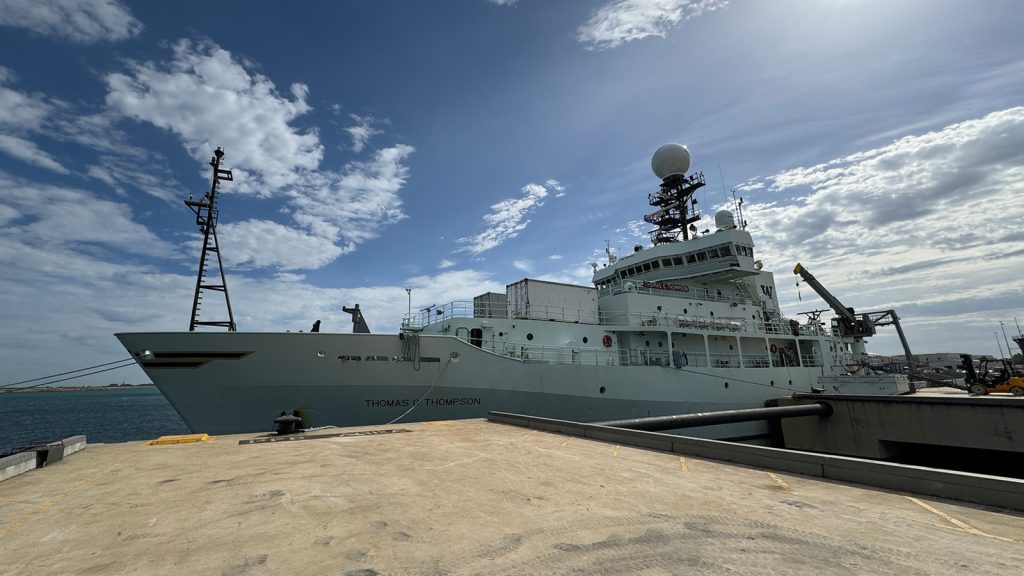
[{"x1": 117, "y1": 144, "x2": 895, "y2": 436}]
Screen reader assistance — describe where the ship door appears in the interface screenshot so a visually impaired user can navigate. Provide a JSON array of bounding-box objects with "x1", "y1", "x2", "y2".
[{"x1": 470, "y1": 328, "x2": 483, "y2": 348}]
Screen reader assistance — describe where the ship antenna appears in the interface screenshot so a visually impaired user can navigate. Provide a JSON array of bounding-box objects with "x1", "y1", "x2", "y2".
[
  {"x1": 604, "y1": 240, "x2": 617, "y2": 264},
  {"x1": 185, "y1": 147, "x2": 237, "y2": 332},
  {"x1": 648, "y1": 144, "x2": 705, "y2": 244}
]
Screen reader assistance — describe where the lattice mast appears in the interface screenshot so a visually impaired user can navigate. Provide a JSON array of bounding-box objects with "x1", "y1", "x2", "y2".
[
  {"x1": 646, "y1": 143, "x2": 707, "y2": 245},
  {"x1": 645, "y1": 171, "x2": 706, "y2": 244},
  {"x1": 186, "y1": 148, "x2": 236, "y2": 331}
]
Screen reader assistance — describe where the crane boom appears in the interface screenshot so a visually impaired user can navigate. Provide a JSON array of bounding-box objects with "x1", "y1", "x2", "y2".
[
  {"x1": 793, "y1": 263, "x2": 917, "y2": 377},
  {"x1": 793, "y1": 263, "x2": 856, "y2": 324},
  {"x1": 792, "y1": 263, "x2": 875, "y2": 338}
]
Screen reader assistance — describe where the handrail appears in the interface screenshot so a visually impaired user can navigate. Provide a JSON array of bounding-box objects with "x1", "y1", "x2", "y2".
[{"x1": 403, "y1": 301, "x2": 832, "y2": 338}]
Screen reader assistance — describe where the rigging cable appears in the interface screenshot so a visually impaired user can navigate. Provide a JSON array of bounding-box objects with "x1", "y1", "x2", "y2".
[
  {"x1": 386, "y1": 356, "x2": 454, "y2": 425},
  {"x1": 1, "y1": 358, "x2": 138, "y2": 389}
]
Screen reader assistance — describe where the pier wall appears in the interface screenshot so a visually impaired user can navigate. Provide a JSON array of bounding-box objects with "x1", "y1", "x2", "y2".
[
  {"x1": 0, "y1": 435, "x2": 87, "y2": 482},
  {"x1": 777, "y1": 394, "x2": 1024, "y2": 458}
]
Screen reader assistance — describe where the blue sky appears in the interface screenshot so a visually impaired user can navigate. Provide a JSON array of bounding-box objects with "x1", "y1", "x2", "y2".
[{"x1": 1, "y1": 0, "x2": 1022, "y2": 386}]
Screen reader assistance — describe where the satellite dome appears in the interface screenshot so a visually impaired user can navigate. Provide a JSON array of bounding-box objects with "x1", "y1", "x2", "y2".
[
  {"x1": 652, "y1": 143, "x2": 691, "y2": 180},
  {"x1": 715, "y1": 210, "x2": 736, "y2": 230}
]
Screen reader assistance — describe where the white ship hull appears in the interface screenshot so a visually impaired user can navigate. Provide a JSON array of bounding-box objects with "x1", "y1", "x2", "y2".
[
  {"x1": 117, "y1": 331, "x2": 825, "y2": 438},
  {"x1": 121, "y1": 145, "x2": 898, "y2": 438}
]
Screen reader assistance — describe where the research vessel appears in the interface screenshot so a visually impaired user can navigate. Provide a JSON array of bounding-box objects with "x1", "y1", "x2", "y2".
[{"x1": 117, "y1": 144, "x2": 905, "y2": 436}]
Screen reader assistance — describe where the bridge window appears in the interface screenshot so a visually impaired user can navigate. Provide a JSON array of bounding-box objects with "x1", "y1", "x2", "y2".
[
  {"x1": 672, "y1": 257, "x2": 683, "y2": 266},
  {"x1": 719, "y1": 245, "x2": 732, "y2": 256},
  {"x1": 651, "y1": 260, "x2": 660, "y2": 269},
  {"x1": 662, "y1": 258, "x2": 672, "y2": 267},
  {"x1": 686, "y1": 254, "x2": 697, "y2": 264},
  {"x1": 696, "y1": 252, "x2": 708, "y2": 262}
]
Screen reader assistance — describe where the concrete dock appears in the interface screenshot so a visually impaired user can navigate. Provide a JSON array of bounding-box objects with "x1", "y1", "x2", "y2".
[{"x1": 2, "y1": 419, "x2": 1023, "y2": 575}]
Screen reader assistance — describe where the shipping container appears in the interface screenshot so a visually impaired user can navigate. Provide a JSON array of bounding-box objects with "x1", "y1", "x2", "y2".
[
  {"x1": 473, "y1": 292, "x2": 507, "y2": 319},
  {"x1": 506, "y1": 279, "x2": 599, "y2": 324}
]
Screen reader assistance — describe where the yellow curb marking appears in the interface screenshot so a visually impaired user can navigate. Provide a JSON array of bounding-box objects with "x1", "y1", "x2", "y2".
[
  {"x1": 906, "y1": 497, "x2": 1013, "y2": 542},
  {"x1": 768, "y1": 472, "x2": 793, "y2": 493},
  {"x1": 679, "y1": 457, "x2": 689, "y2": 472}
]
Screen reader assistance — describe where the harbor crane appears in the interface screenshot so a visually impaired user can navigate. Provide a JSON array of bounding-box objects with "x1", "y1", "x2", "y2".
[{"x1": 793, "y1": 263, "x2": 916, "y2": 377}]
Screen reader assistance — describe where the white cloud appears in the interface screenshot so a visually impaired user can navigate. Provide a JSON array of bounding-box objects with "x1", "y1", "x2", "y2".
[
  {"x1": 0, "y1": 134, "x2": 70, "y2": 174},
  {"x1": 457, "y1": 181, "x2": 552, "y2": 254},
  {"x1": 103, "y1": 39, "x2": 415, "y2": 269},
  {"x1": 345, "y1": 113, "x2": 384, "y2": 152},
  {"x1": 513, "y1": 259, "x2": 532, "y2": 272},
  {"x1": 438, "y1": 258, "x2": 456, "y2": 269},
  {"x1": 577, "y1": 0, "x2": 727, "y2": 50},
  {"x1": 546, "y1": 178, "x2": 567, "y2": 197},
  {"x1": 218, "y1": 219, "x2": 346, "y2": 271},
  {"x1": 85, "y1": 154, "x2": 186, "y2": 203},
  {"x1": 0, "y1": 0, "x2": 143, "y2": 43},
  {"x1": 0, "y1": 74, "x2": 54, "y2": 131},
  {"x1": 0, "y1": 69, "x2": 74, "y2": 173},
  {"x1": 286, "y1": 144, "x2": 415, "y2": 247},
  {"x1": 0, "y1": 172, "x2": 179, "y2": 260},
  {"x1": 740, "y1": 106, "x2": 1024, "y2": 355},
  {"x1": 105, "y1": 39, "x2": 321, "y2": 195},
  {"x1": 549, "y1": 254, "x2": 563, "y2": 260},
  {"x1": 487, "y1": 0, "x2": 519, "y2": 5}
]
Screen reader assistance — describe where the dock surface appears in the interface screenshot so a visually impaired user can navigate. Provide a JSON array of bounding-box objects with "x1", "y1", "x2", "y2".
[{"x1": 2, "y1": 419, "x2": 1023, "y2": 575}]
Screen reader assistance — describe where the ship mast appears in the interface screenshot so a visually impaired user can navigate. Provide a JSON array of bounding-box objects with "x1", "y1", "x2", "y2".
[
  {"x1": 186, "y1": 148, "x2": 236, "y2": 331},
  {"x1": 646, "y1": 144, "x2": 706, "y2": 244}
]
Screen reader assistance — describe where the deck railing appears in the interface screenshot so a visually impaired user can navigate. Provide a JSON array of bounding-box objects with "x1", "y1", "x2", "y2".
[{"x1": 403, "y1": 300, "x2": 831, "y2": 338}]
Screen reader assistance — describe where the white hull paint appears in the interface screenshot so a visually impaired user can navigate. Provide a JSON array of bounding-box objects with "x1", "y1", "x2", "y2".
[{"x1": 117, "y1": 331, "x2": 826, "y2": 436}]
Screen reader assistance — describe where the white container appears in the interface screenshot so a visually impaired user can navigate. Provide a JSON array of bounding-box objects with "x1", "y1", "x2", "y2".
[{"x1": 506, "y1": 279, "x2": 599, "y2": 324}]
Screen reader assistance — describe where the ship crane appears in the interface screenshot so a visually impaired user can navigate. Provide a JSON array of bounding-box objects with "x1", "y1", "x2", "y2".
[
  {"x1": 793, "y1": 263, "x2": 917, "y2": 378},
  {"x1": 793, "y1": 263, "x2": 874, "y2": 338}
]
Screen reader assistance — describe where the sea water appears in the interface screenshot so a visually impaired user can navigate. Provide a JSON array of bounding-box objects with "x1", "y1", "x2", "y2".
[{"x1": 0, "y1": 387, "x2": 188, "y2": 455}]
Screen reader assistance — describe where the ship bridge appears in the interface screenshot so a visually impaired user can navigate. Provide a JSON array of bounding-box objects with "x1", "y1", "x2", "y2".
[{"x1": 592, "y1": 228, "x2": 759, "y2": 289}]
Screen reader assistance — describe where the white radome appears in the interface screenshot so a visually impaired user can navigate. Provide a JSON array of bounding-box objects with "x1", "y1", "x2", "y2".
[
  {"x1": 651, "y1": 143, "x2": 691, "y2": 180},
  {"x1": 715, "y1": 210, "x2": 736, "y2": 230}
]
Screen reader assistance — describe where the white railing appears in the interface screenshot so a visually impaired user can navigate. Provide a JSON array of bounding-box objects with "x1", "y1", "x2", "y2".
[
  {"x1": 491, "y1": 341, "x2": 618, "y2": 366},
  {"x1": 599, "y1": 281, "x2": 751, "y2": 305},
  {"x1": 403, "y1": 300, "x2": 832, "y2": 339}
]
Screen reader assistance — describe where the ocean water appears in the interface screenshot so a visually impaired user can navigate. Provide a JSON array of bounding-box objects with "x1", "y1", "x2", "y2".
[{"x1": 0, "y1": 387, "x2": 188, "y2": 455}]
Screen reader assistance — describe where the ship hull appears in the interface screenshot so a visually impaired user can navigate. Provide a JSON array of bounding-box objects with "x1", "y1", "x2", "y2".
[{"x1": 116, "y1": 331, "x2": 821, "y2": 437}]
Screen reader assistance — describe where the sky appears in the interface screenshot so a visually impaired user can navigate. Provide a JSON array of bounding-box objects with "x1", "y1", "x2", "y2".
[{"x1": 1, "y1": 0, "x2": 1022, "y2": 386}]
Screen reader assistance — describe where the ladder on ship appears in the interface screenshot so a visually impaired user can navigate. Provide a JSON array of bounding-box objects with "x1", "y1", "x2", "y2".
[{"x1": 186, "y1": 148, "x2": 236, "y2": 331}]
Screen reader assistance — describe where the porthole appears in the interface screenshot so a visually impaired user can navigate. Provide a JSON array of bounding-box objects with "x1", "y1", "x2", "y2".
[
  {"x1": 645, "y1": 340, "x2": 651, "y2": 347},
  {"x1": 788, "y1": 380, "x2": 793, "y2": 385},
  {"x1": 683, "y1": 308, "x2": 688, "y2": 314},
  {"x1": 527, "y1": 333, "x2": 534, "y2": 341},
  {"x1": 317, "y1": 351, "x2": 326, "y2": 357},
  {"x1": 599, "y1": 386, "x2": 606, "y2": 394},
  {"x1": 728, "y1": 344, "x2": 734, "y2": 350},
  {"x1": 724, "y1": 382, "x2": 729, "y2": 389},
  {"x1": 657, "y1": 341, "x2": 663, "y2": 348},
  {"x1": 770, "y1": 380, "x2": 775, "y2": 386},
  {"x1": 498, "y1": 331, "x2": 504, "y2": 337},
  {"x1": 710, "y1": 311, "x2": 715, "y2": 316},
  {"x1": 582, "y1": 336, "x2": 589, "y2": 344}
]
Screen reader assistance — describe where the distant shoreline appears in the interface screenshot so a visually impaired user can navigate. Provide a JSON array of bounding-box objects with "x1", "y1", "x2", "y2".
[{"x1": 0, "y1": 384, "x2": 156, "y2": 394}]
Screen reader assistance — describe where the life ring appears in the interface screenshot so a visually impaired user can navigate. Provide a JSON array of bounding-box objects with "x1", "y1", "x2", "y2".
[
  {"x1": 602, "y1": 335, "x2": 613, "y2": 348},
  {"x1": 770, "y1": 343, "x2": 778, "y2": 353}
]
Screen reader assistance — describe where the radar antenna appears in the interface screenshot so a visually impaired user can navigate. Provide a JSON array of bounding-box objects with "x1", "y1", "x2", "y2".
[
  {"x1": 647, "y1": 144, "x2": 706, "y2": 244},
  {"x1": 186, "y1": 148, "x2": 236, "y2": 331}
]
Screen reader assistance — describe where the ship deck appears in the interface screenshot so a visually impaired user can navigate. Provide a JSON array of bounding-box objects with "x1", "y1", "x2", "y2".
[{"x1": 2, "y1": 418, "x2": 1024, "y2": 575}]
